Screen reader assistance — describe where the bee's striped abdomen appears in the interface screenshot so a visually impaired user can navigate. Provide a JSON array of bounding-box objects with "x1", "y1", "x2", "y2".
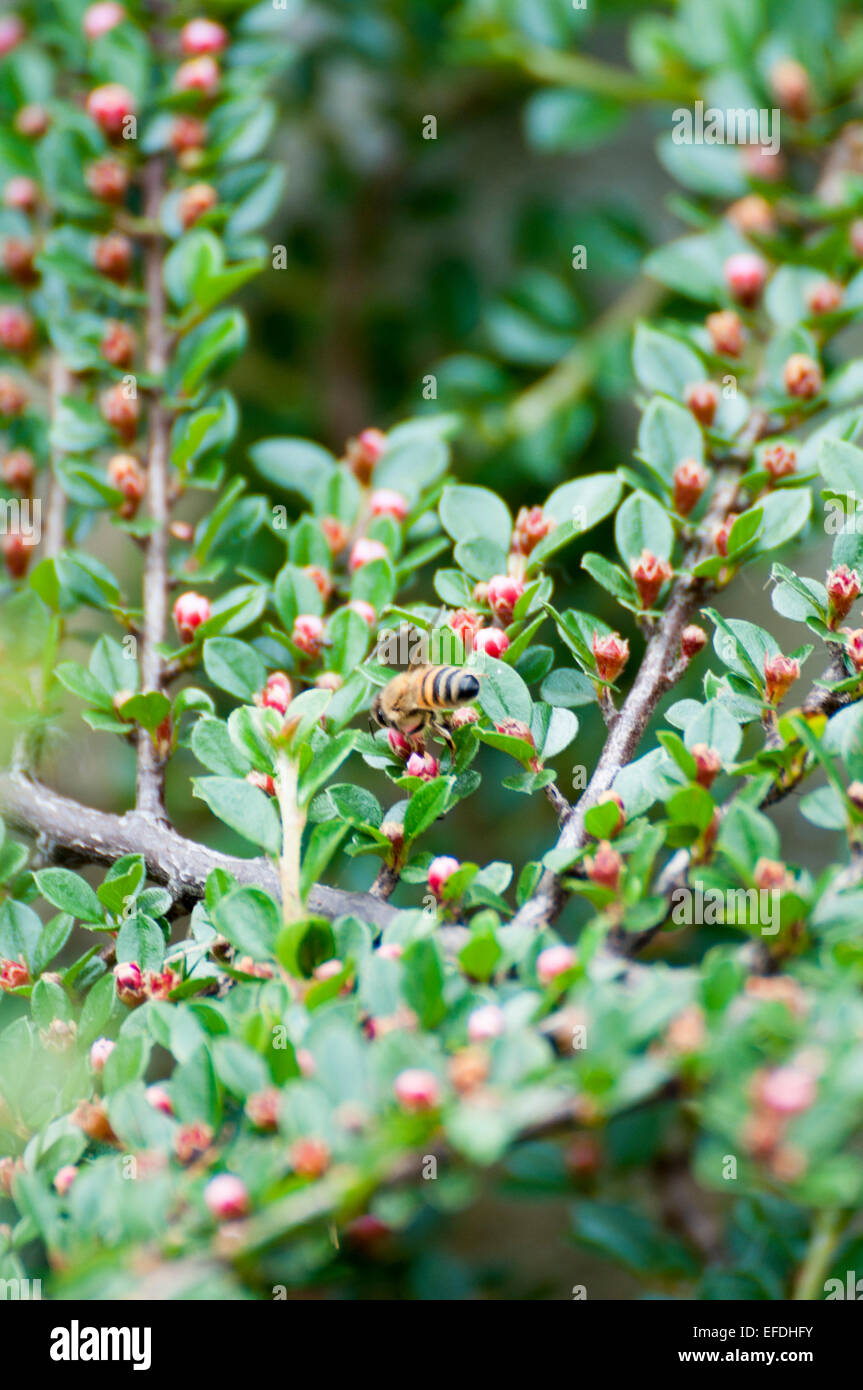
[{"x1": 420, "y1": 666, "x2": 480, "y2": 709}]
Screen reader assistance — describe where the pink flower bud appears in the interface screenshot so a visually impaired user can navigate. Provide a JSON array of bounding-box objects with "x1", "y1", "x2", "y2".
[
  {"x1": 85, "y1": 157, "x2": 129, "y2": 204},
  {"x1": 349, "y1": 538, "x2": 388, "y2": 571},
  {"x1": 783, "y1": 353, "x2": 822, "y2": 399},
  {"x1": 844, "y1": 629, "x2": 863, "y2": 671},
  {"x1": 2, "y1": 236, "x2": 37, "y2": 285},
  {"x1": 762, "y1": 443, "x2": 797, "y2": 480},
  {"x1": 113, "y1": 959, "x2": 144, "y2": 1004},
  {"x1": 630, "y1": 550, "x2": 673, "y2": 609},
  {"x1": 826, "y1": 565, "x2": 861, "y2": 627},
  {"x1": 86, "y1": 84, "x2": 136, "y2": 140},
  {"x1": 585, "y1": 841, "x2": 623, "y2": 892},
  {"x1": 406, "y1": 751, "x2": 440, "y2": 781},
  {"x1": 0, "y1": 306, "x2": 34, "y2": 354},
  {"x1": 369, "y1": 488, "x2": 409, "y2": 521},
  {"x1": 393, "y1": 1068, "x2": 441, "y2": 1111},
  {"x1": 174, "y1": 55, "x2": 220, "y2": 96},
  {"x1": 742, "y1": 144, "x2": 785, "y2": 183},
  {"x1": 706, "y1": 309, "x2": 745, "y2": 358},
  {"x1": 724, "y1": 251, "x2": 768, "y2": 306},
  {"x1": 178, "y1": 182, "x2": 217, "y2": 230},
  {"x1": 536, "y1": 944, "x2": 576, "y2": 986},
  {"x1": 807, "y1": 280, "x2": 842, "y2": 316},
  {"x1": 303, "y1": 564, "x2": 333, "y2": 601},
  {"x1": 680, "y1": 628, "x2": 705, "y2": 658},
  {"x1": 764, "y1": 652, "x2": 800, "y2": 704},
  {"x1": 467, "y1": 1004, "x2": 505, "y2": 1043},
  {"x1": 101, "y1": 320, "x2": 136, "y2": 367},
  {"x1": 386, "y1": 728, "x2": 412, "y2": 759},
  {"x1": 259, "y1": 670, "x2": 292, "y2": 714},
  {"x1": 290, "y1": 1137, "x2": 330, "y2": 1179},
  {"x1": 204, "y1": 1173, "x2": 250, "y2": 1221},
  {"x1": 89, "y1": 1037, "x2": 115, "y2": 1073},
  {"x1": 512, "y1": 505, "x2": 554, "y2": 555},
  {"x1": 245, "y1": 1089, "x2": 280, "y2": 1130},
  {"x1": 1, "y1": 448, "x2": 34, "y2": 493},
  {"x1": 180, "y1": 18, "x2": 229, "y2": 56},
  {"x1": 101, "y1": 382, "x2": 139, "y2": 441},
  {"x1": 146, "y1": 1085, "x2": 173, "y2": 1115},
  {"x1": 487, "y1": 574, "x2": 524, "y2": 624},
  {"x1": 3, "y1": 175, "x2": 38, "y2": 212},
  {"x1": 769, "y1": 59, "x2": 812, "y2": 120},
  {"x1": 377, "y1": 941, "x2": 403, "y2": 961},
  {"x1": 170, "y1": 115, "x2": 207, "y2": 154},
  {"x1": 428, "y1": 855, "x2": 460, "y2": 900},
  {"x1": 292, "y1": 614, "x2": 326, "y2": 656},
  {"x1": 83, "y1": 2, "x2": 125, "y2": 39},
  {"x1": 346, "y1": 428, "x2": 386, "y2": 482},
  {"x1": 473, "y1": 627, "x2": 510, "y2": 658},
  {"x1": 0, "y1": 16, "x2": 24, "y2": 56},
  {"x1": 0, "y1": 957, "x2": 29, "y2": 991},
  {"x1": 685, "y1": 381, "x2": 718, "y2": 427},
  {"x1": 246, "y1": 770, "x2": 276, "y2": 796},
  {"x1": 447, "y1": 608, "x2": 483, "y2": 651},
  {"x1": 172, "y1": 590, "x2": 210, "y2": 642},
  {"x1": 691, "y1": 743, "x2": 721, "y2": 789},
  {"x1": 451, "y1": 706, "x2": 479, "y2": 730},
  {"x1": 349, "y1": 599, "x2": 377, "y2": 627},
  {"x1": 595, "y1": 791, "x2": 626, "y2": 837},
  {"x1": 494, "y1": 717, "x2": 533, "y2": 745},
  {"x1": 53, "y1": 1164, "x2": 77, "y2": 1196},
  {"x1": 758, "y1": 1066, "x2": 816, "y2": 1116},
  {"x1": 673, "y1": 458, "x2": 710, "y2": 517}
]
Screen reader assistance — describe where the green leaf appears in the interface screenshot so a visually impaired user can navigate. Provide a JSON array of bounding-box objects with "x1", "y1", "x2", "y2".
[
  {"x1": 439, "y1": 484, "x2": 512, "y2": 552},
  {"x1": 637, "y1": 395, "x2": 703, "y2": 481},
  {"x1": 203, "y1": 637, "x2": 266, "y2": 701},
  {"x1": 615, "y1": 490, "x2": 674, "y2": 568},
  {"x1": 34, "y1": 868, "x2": 103, "y2": 923},
  {"x1": 718, "y1": 801, "x2": 780, "y2": 879},
  {"x1": 115, "y1": 914, "x2": 166, "y2": 972},
  {"x1": 404, "y1": 777, "x2": 451, "y2": 841},
  {"x1": 212, "y1": 887, "x2": 279, "y2": 961},
  {"x1": 632, "y1": 322, "x2": 703, "y2": 398},
  {"x1": 193, "y1": 776, "x2": 282, "y2": 854}
]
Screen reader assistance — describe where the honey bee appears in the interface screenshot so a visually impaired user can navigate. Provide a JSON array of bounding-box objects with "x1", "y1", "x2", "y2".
[{"x1": 371, "y1": 666, "x2": 480, "y2": 747}]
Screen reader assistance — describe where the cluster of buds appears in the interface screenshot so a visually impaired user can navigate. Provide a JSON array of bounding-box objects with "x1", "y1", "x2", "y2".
[
  {"x1": 673, "y1": 458, "x2": 710, "y2": 516},
  {"x1": 630, "y1": 549, "x2": 673, "y2": 609},
  {"x1": 113, "y1": 959, "x2": 178, "y2": 1007},
  {"x1": 763, "y1": 652, "x2": 800, "y2": 705},
  {"x1": 826, "y1": 566, "x2": 860, "y2": 628}
]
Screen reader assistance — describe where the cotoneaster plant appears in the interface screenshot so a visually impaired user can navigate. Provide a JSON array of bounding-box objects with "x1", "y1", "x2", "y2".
[{"x1": 2, "y1": 0, "x2": 863, "y2": 1301}]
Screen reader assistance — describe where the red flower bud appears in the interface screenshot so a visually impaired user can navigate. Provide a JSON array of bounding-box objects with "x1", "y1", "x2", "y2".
[
  {"x1": 451, "y1": 705, "x2": 479, "y2": 729},
  {"x1": 843, "y1": 628, "x2": 863, "y2": 672},
  {"x1": 345, "y1": 427, "x2": 386, "y2": 482},
  {"x1": 673, "y1": 458, "x2": 710, "y2": 516},
  {"x1": 826, "y1": 565, "x2": 861, "y2": 627},
  {"x1": 706, "y1": 309, "x2": 745, "y2": 358},
  {"x1": 101, "y1": 320, "x2": 136, "y2": 367},
  {"x1": 386, "y1": 728, "x2": 412, "y2": 759},
  {"x1": 292, "y1": 614, "x2": 326, "y2": 656},
  {"x1": 205, "y1": 1174, "x2": 250, "y2": 1221},
  {"x1": 107, "y1": 453, "x2": 145, "y2": 516},
  {"x1": 742, "y1": 144, "x2": 785, "y2": 183},
  {"x1": 146, "y1": 1085, "x2": 173, "y2": 1115},
  {"x1": 0, "y1": 305, "x2": 34, "y2": 353},
  {"x1": 467, "y1": 1004, "x2": 505, "y2": 1042},
  {"x1": 3, "y1": 176, "x2": 37, "y2": 212},
  {"x1": 369, "y1": 488, "x2": 409, "y2": 521},
  {"x1": 0, "y1": 16, "x2": 25, "y2": 56},
  {"x1": 592, "y1": 630, "x2": 629, "y2": 682},
  {"x1": 783, "y1": 353, "x2": 821, "y2": 399},
  {"x1": 2, "y1": 531, "x2": 34, "y2": 579},
  {"x1": 714, "y1": 513, "x2": 738, "y2": 557},
  {"x1": 0, "y1": 957, "x2": 29, "y2": 991},
  {"x1": 681, "y1": 624, "x2": 708, "y2": 659},
  {"x1": 473, "y1": 627, "x2": 510, "y2": 658},
  {"x1": 93, "y1": 233, "x2": 133, "y2": 282},
  {"x1": 685, "y1": 381, "x2": 718, "y2": 426},
  {"x1": 173, "y1": 590, "x2": 211, "y2": 642},
  {"x1": 349, "y1": 598, "x2": 376, "y2": 627},
  {"x1": 762, "y1": 442, "x2": 797, "y2": 480},
  {"x1": 585, "y1": 841, "x2": 623, "y2": 892},
  {"x1": 1, "y1": 236, "x2": 37, "y2": 285},
  {"x1": 245, "y1": 1089, "x2": 279, "y2": 1130},
  {"x1": 807, "y1": 279, "x2": 842, "y2": 316},
  {"x1": 86, "y1": 83, "x2": 136, "y2": 140},
  {"x1": 89, "y1": 1036, "x2": 115, "y2": 1072},
  {"x1": 179, "y1": 182, "x2": 217, "y2": 229},
  {"x1": 757, "y1": 1065, "x2": 815, "y2": 1116},
  {"x1": 349, "y1": 538, "x2": 388, "y2": 571},
  {"x1": 175, "y1": 56, "x2": 220, "y2": 96},
  {"x1": 174, "y1": 1121, "x2": 213, "y2": 1164},
  {"x1": 246, "y1": 770, "x2": 276, "y2": 797},
  {"x1": 0, "y1": 373, "x2": 27, "y2": 416},
  {"x1": 512, "y1": 504, "x2": 554, "y2": 555},
  {"x1": 113, "y1": 960, "x2": 144, "y2": 1003},
  {"x1": 72, "y1": 1099, "x2": 116, "y2": 1144},
  {"x1": 393, "y1": 1068, "x2": 441, "y2": 1111},
  {"x1": 769, "y1": 59, "x2": 812, "y2": 120},
  {"x1": 170, "y1": 115, "x2": 207, "y2": 154},
  {"x1": 724, "y1": 251, "x2": 768, "y2": 306},
  {"x1": 536, "y1": 944, "x2": 576, "y2": 986},
  {"x1": 754, "y1": 858, "x2": 790, "y2": 892},
  {"x1": 258, "y1": 670, "x2": 292, "y2": 715},
  {"x1": 180, "y1": 18, "x2": 229, "y2": 56},
  {"x1": 290, "y1": 1137, "x2": 330, "y2": 1179},
  {"x1": 630, "y1": 549, "x2": 673, "y2": 609},
  {"x1": 54, "y1": 1164, "x2": 77, "y2": 1196},
  {"x1": 85, "y1": 157, "x2": 129, "y2": 203},
  {"x1": 320, "y1": 516, "x2": 348, "y2": 554},
  {"x1": 487, "y1": 574, "x2": 524, "y2": 624},
  {"x1": 764, "y1": 652, "x2": 800, "y2": 704},
  {"x1": 691, "y1": 743, "x2": 721, "y2": 789},
  {"x1": 1, "y1": 448, "x2": 34, "y2": 493},
  {"x1": 447, "y1": 608, "x2": 483, "y2": 650},
  {"x1": 100, "y1": 383, "x2": 139, "y2": 441}
]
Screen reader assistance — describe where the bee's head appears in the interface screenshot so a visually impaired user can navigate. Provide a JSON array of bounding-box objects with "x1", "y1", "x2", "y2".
[{"x1": 370, "y1": 691, "x2": 388, "y2": 728}]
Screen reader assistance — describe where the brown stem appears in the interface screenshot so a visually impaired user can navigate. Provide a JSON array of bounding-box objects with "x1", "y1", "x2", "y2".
[{"x1": 137, "y1": 155, "x2": 171, "y2": 821}]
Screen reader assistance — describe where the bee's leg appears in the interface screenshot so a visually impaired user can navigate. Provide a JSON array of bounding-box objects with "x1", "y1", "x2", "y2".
[{"x1": 431, "y1": 718, "x2": 455, "y2": 754}]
